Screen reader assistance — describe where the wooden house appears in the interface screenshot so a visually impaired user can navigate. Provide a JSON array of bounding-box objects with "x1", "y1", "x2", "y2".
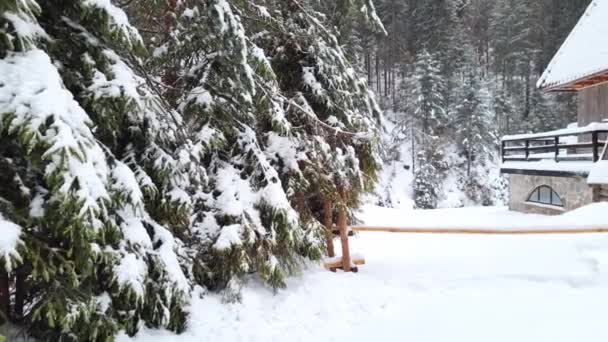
[{"x1": 501, "y1": 0, "x2": 608, "y2": 215}]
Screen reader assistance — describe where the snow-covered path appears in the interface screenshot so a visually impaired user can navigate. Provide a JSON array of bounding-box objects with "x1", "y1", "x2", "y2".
[{"x1": 122, "y1": 206, "x2": 608, "y2": 342}]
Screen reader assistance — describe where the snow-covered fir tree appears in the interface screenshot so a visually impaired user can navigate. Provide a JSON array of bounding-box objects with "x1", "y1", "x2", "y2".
[
  {"x1": 0, "y1": 0, "x2": 385, "y2": 338},
  {"x1": 493, "y1": 88, "x2": 517, "y2": 136},
  {"x1": 409, "y1": 50, "x2": 447, "y2": 208},
  {"x1": 261, "y1": 0, "x2": 383, "y2": 217},
  {"x1": 453, "y1": 72, "x2": 497, "y2": 177},
  {"x1": 413, "y1": 143, "x2": 446, "y2": 209},
  {"x1": 146, "y1": 0, "x2": 384, "y2": 292},
  {"x1": 411, "y1": 50, "x2": 446, "y2": 137},
  {"x1": 0, "y1": 0, "x2": 197, "y2": 339},
  {"x1": 143, "y1": 0, "x2": 327, "y2": 294}
]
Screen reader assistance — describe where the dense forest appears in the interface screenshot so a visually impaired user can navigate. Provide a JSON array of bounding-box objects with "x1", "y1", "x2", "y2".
[
  {"x1": 360, "y1": 0, "x2": 592, "y2": 208},
  {"x1": 0, "y1": 0, "x2": 593, "y2": 340}
]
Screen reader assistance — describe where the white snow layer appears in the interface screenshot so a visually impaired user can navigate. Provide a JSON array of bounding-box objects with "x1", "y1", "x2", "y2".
[
  {"x1": 501, "y1": 160, "x2": 593, "y2": 174},
  {"x1": 214, "y1": 224, "x2": 243, "y2": 250},
  {"x1": 502, "y1": 122, "x2": 608, "y2": 141},
  {"x1": 151, "y1": 222, "x2": 190, "y2": 294},
  {"x1": 2, "y1": 10, "x2": 48, "y2": 43},
  {"x1": 0, "y1": 49, "x2": 111, "y2": 215},
  {"x1": 588, "y1": 160, "x2": 608, "y2": 184},
  {"x1": 0, "y1": 214, "x2": 23, "y2": 272},
  {"x1": 537, "y1": 0, "x2": 608, "y2": 89},
  {"x1": 357, "y1": 203, "x2": 608, "y2": 231},
  {"x1": 115, "y1": 252, "x2": 148, "y2": 299},
  {"x1": 119, "y1": 204, "x2": 608, "y2": 342},
  {"x1": 82, "y1": 0, "x2": 143, "y2": 46}
]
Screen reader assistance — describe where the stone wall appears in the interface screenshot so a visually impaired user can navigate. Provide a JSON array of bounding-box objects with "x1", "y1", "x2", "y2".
[{"x1": 508, "y1": 174, "x2": 593, "y2": 215}]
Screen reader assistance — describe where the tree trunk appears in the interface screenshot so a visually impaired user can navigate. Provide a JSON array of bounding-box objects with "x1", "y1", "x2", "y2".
[
  {"x1": 524, "y1": 62, "x2": 531, "y2": 118},
  {"x1": 0, "y1": 272, "x2": 9, "y2": 323},
  {"x1": 366, "y1": 49, "x2": 371, "y2": 85},
  {"x1": 411, "y1": 124, "x2": 416, "y2": 175},
  {"x1": 338, "y1": 189, "x2": 351, "y2": 272},
  {"x1": 467, "y1": 148, "x2": 472, "y2": 177},
  {"x1": 323, "y1": 199, "x2": 335, "y2": 258},
  {"x1": 162, "y1": 0, "x2": 179, "y2": 104},
  {"x1": 384, "y1": 47, "x2": 389, "y2": 98},
  {"x1": 14, "y1": 268, "x2": 25, "y2": 321},
  {"x1": 467, "y1": 111, "x2": 472, "y2": 177},
  {"x1": 375, "y1": 51, "x2": 380, "y2": 93}
]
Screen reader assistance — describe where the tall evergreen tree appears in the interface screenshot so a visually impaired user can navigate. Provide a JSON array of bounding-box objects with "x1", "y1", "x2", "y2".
[
  {"x1": 408, "y1": 50, "x2": 447, "y2": 209},
  {"x1": 411, "y1": 50, "x2": 446, "y2": 137},
  {"x1": 453, "y1": 73, "x2": 497, "y2": 177},
  {"x1": 413, "y1": 142, "x2": 446, "y2": 209},
  {"x1": 248, "y1": 0, "x2": 384, "y2": 235},
  {"x1": 146, "y1": 0, "x2": 330, "y2": 293},
  {"x1": 0, "y1": 0, "x2": 197, "y2": 339}
]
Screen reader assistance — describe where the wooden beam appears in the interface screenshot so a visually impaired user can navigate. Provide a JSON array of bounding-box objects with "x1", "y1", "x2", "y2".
[
  {"x1": 544, "y1": 70, "x2": 608, "y2": 92},
  {"x1": 350, "y1": 226, "x2": 608, "y2": 235},
  {"x1": 601, "y1": 140, "x2": 608, "y2": 161},
  {"x1": 337, "y1": 189, "x2": 351, "y2": 272},
  {"x1": 323, "y1": 199, "x2": 335, "y2": 258},
  {"x1": 323, "y1": 255, "x2": 365, "y2": 270}
]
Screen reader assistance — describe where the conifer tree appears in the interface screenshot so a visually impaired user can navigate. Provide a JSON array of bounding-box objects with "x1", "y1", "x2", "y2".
[
  {"x1": 411, "y1": 50, "x2": 446, "y2": 137},
  {"x1": 409, "y1": 50, "x2": 447, "y2": 208},
  {"x1": 453, "y1": 72, "x2": 497, "y2": 177},
  {"x1": 493, "y1": 88, "x2": 516, "y2": 136},
  {"x1": 0, "y1": 0, "x2": 191, "y2": 339},
  {"x1": 526, "y1": 88, "x2": 564, "y2": 133},
  {"x1": 0, "y1": 0, "x2": 385, "y2": 339},
  {"x1": 145, "y1": 0, "x2": 325, "y2": 293},
  {"x1": 413, "y1": 144, "x2": 446, "y2": 209},
  {"x1": 256, "y1": 0, "x2": 384, "y2": 226}
]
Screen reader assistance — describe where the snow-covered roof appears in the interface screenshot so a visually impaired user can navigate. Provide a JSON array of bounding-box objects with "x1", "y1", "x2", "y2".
[{"x1": 537, "y1": 0, "x2": 608, "y2": 90}]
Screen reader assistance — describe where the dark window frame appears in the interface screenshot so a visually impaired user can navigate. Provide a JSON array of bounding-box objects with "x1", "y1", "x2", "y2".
[{"x1": 526, "y1": 185, "x2": 563, "y2": 207}]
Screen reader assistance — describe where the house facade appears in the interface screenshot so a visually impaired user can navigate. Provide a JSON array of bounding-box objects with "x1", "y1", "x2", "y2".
[{"x1": 501, "y1": 0, "x2": 608, "y2": 215}]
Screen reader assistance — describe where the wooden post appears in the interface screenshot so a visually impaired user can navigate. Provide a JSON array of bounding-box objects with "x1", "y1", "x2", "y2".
[
  {"x1": 554, "y1": 136, "x2": 560, "y2": 162},
  {"x1": 323, "y1": 200, "x2": 335, "y2": 258},
  {"x1": 592, "y1": 132, "x2": 599, "y2": 162},
  {"x1": 524, "y1": 139, "x2": 530, "y2": 160},
  {"x1": 501, "y1": 140, "x2": 505, "y2": 163},
  {"x1": 592, "y1": 185, "x2": 601, "y2": 203},
  {"x1": 601, "y1": 139, "x2": 608, "y2": 161},
  {"x1": 337, "y1": 190, "x2": 352, "y2": 272},
  {"x1": 162, "y1": 0, "x2": 180, "y2": 104}
]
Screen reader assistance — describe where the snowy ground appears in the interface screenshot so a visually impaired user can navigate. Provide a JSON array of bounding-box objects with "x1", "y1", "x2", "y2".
[
  {"x1": 358, "y1": 203, "x2": 608, "y2": 230},
  {"x1": 121, "y1": 205, "x2": 608, "y2": 342}
]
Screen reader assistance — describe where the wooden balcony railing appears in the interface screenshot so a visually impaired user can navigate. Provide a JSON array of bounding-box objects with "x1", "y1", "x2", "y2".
[{"x1": 501, "y1": 128, "x2": 608, "y2": 163}]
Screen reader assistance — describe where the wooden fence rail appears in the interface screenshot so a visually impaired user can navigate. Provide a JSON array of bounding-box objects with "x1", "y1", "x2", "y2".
[
  {"x1": 501, "y1": 129, "x2": 608, "y2": 163},
  {"x1": 350, "y1": 226, "x2": 608, "y2": 235}
]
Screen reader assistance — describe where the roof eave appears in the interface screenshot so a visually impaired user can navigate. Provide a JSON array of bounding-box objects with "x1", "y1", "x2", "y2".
[{"x1": 539, "y1": 69, "x2": 608, "y2": 92}]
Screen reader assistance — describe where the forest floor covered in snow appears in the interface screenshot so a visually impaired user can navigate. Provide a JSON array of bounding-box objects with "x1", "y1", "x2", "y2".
[{"x1": 121, "y1": 205, "x2": 608, "y2": 342}]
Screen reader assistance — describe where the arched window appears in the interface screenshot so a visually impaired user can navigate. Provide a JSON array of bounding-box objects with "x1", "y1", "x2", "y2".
[{"x1": 527, "y1": 185, "x2": 563, "y2": 207}]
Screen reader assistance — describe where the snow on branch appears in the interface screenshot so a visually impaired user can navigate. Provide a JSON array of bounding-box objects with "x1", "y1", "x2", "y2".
[
  {"x1": 0, "y1": 49, "x2": 111, "y2": 216},
  {"x1": 81, "y1": 0, "x2": 143, "y2": 48},
  {"x1": 0, "y1": 214, "x2": 24, "y2": 272}
]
